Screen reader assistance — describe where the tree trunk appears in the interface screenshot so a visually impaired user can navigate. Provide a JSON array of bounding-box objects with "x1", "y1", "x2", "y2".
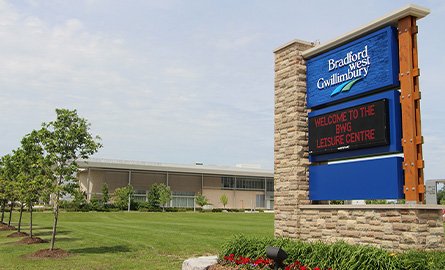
[
  {"x1": 0, "y1": 200, "x2": 5, "y2": 224},
  {"x1": 8, "y1": 201, "x2": 13, "y2": 226},
  {"x1": 17, "y1": 204, "x2": 24, "y2": 232},
  {"x1": 50, "y1": 193, "x2": 60, "y2": 250},
  {"x1": 29, "y1": 202, "x2": 33, "y2": 238},
  {"x1": 127, "y1": 193, "x2": 131, "y2": 212}
]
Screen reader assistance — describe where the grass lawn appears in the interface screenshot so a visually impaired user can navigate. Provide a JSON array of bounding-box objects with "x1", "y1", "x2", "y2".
[{"x1": 0, "y1": 211, "x2": 273, "y2": 270}]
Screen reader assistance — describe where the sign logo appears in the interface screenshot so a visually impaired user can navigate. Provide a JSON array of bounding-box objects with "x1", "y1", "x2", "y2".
[{"x1": 316, "y1": 45, "x2": 371, "y2": 97}]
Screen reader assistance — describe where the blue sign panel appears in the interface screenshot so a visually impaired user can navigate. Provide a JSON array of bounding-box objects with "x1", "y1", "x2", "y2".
[
  {"x1": 309, "y1": 90, "x2": 401, "y2": 162},
  {"x1": 306, "y1": 26, "x2": 399, "y2": 108},
  {"x1": 309, "y1": 157, "x2": 404, "y2": 200}
]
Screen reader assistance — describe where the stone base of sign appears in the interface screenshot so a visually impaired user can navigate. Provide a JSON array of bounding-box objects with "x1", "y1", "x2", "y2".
[
  {"x1": 274, "y1": 40, "x2": 445, "y2": 252},
  {"x1": 276, "y1": 205, "x2": 445, "y2": 251}
]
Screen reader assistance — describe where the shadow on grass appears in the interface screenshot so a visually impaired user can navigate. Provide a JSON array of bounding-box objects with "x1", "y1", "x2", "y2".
[
  {"x1": 70, "y1": 245, "x2": 131, "y2": 254},
  {"x1": 54, "y1": 237, "x2": 82, "y2": 242},
  {"x1": 33, "y1": 230, "x2": 71, "y2": 237}
]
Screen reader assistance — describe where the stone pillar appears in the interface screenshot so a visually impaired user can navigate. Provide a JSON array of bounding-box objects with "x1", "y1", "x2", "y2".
[{"x1": 274, "y1": 40, "x2": 314, "y2": 238}]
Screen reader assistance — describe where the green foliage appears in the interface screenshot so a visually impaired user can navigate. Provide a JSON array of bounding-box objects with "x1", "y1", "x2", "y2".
[
  {"x1": 40, "y1": 108, "x2": 102, "y2": 249},
  {"x1": 195, "y1": 193, "x2": 209, "y2": 207},
  {"x1": 398, "y1": 250, "x2": 445, "y2": 270},
  {"x1": 16, "y1": 130, "x2": 52, "y2": 206},
  {"x1": 137, "y1": 201, "x2": 162, "y2": 212},
  {"x1": 366, "y1": 199, "x2": 388, "y2": 204},
  {"x1": 41, "y1": 108, "x2": 102, "y2": 198},
  {"x1": 220, "y1": 194, "x2": 228, "y2": 208},
  {"x1": 71, "y1": 189, "x2": 88, "y2": 211},
  {"x1": 113, "y1": 185, "x2": 134, "y2": 210},
  {"x1": 101, "y1": 183, "x2": 110, "y2": 205},
  {"x1": 147, "y1": 183, "x2": 172, "y2": 211},
  {"x1": 219, "y1": 235, "x2": 445, "y2": 270},
  {"x1": 437, "y1": 186, "x2": 445, "y2": 204}
]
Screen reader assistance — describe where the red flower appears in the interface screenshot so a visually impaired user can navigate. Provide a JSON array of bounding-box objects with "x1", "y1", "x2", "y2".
[
  {"x1": 235, "y1": 256, "x2": 251, "y2": 265},
  {"x1": 223, "y1": 253, "x2": 235, "y2": 262}
]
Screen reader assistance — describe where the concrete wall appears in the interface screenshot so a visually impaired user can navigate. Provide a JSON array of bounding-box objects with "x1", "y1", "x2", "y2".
[
  {"x1": 273, "y1": 40, "x2": 445, "y2": 251},
  {"x1": 203, "y1": 188, "x2": 265, "y2": 209}
]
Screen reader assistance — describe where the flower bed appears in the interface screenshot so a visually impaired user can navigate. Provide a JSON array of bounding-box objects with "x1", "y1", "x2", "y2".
[
  {"x1": 216, "y1": 235, "x2": 445, "y2": 270},
  {"x1": 220, "y1": 253, "x2": 328, "y2": 270}
]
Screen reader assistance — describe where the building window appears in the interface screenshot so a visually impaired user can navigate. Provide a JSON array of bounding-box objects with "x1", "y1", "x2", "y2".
[
  {"x1": 236, "y1": 177, "x2": 265, "y2": 190},
  {"x1": 221, "y1": 177, "x2": 235, "y2": 189},
  {"x1": 256, "y1": 194, "x2": 265, "y2": 208},
  {"x1": 171, "y1": 192, "x2": 195, "y2": 208},
  {"x1": 266, "y1": 178, "x2": 274, "y2": 192}
]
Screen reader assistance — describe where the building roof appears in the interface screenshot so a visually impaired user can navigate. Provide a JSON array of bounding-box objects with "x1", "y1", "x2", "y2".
[{"x1": 77, "y1": 158, "x2": 273, "y2": 178}]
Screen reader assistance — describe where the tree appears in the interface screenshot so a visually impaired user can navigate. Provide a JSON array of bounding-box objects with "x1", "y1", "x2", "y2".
[
  {"x1": 40, "y1": 108, "x2": 102, "y2": 251},
  {"x1": 101, "y1": 183, "x2": 110, "y2": 206},
  {"x1": 0, "y1": 158, "x2": 11, "y2": 224},
  {"x1": 195, "y1": 193, "x2": 209, "y2": 208},
  {"x1": 11, "y1": 130, "x2": 52, "y2": 236},
  {"x1": 220, "y1": 194, "x2": 228, "y2": 209},
  {"x1": 147, "y1": 183, "x2": 171, "y2": 211},
  {"x1": 0, "y1": 153, "x2": 20, "y2": 227},
  {"x1": 113, "y1": 185, "x2": 134, "y2": 210},
  {"x1": 437, "y1": 185, "x2": 445, "y2": 205}
]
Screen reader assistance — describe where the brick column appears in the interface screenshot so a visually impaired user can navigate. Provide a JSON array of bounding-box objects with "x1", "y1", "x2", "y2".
[{"x1": 274, "y1": 40, "x2": 314, "y2": 238}]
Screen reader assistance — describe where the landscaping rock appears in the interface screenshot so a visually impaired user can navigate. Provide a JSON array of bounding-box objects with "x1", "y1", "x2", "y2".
[{"x1": 182, "y1": 255, "x2": 218, "y2": 270}]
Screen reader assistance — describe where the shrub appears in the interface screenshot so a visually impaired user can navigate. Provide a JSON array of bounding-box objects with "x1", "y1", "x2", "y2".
[
  {"x1": 219, "y1": 235, "x2": 445, "y2": 270},
  {"x1": 195, "y1": 193, "x2": 209, "y2": 207},
  {"x1": 113, "y1": 185, "x2": 134, "y2": 210},
  {"x1": 147, "y1": 183, "x2": 171, "y2": 211},
  {"x1": 220, "y1": 194, "x2": 228, "y2": 208}
]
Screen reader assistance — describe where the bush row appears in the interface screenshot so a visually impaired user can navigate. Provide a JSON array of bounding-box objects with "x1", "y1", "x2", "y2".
[
  {"x1": 219, "y1": 235, "x2": 445, "y2": 270},
  {"x1": 58, "y1": 200, "x2": 253, "y2": 213}
]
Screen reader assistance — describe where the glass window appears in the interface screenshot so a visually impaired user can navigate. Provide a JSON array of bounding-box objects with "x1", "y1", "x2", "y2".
[
  {"x1": 221, "y1": 177, "x2": 235, "y2": 188},
  {"x1": 256, "y1": 194, "x2": 265, "y2": 208},
  {"x1": 266, "y1": 178, "x2": 274, "y2": 192},
  {"x1": 236, "y1": 177, "x2": 265, "y2": 190},
  {"x1": 171, "y1": 191, "x2": 195, "y2": 208}
]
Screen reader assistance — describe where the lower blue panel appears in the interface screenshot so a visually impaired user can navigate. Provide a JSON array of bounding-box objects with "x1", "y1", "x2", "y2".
[{"x1": 309, "y1": 157, "x2": 403, "y2": 200}]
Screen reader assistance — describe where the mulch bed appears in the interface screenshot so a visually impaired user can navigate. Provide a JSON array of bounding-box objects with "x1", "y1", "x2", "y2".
[
  {"x1": 0, "y1": 224, "x2": 16, "y2": 231},
  {"x1": 17, "y1": 236, "x2": 48, "y2": 245},
  {"x1": 208, "y1": 264, "x2": 237, "y2": 270},
  {"x1": 29, "y1": 248, "x2": 70, "y2": 259},
  {"x1": 7, "y1": 231, "x2": 29, "y2": 238}
]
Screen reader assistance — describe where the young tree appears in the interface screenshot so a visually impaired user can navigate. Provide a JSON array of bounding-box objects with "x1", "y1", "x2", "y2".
[
  {"x1": 11, "y1": 148, "x2": 27, "y2": 233},
  {"x1": 113, "y1": 185, "x2": 134, "y2": 210},
  {"x1": 0, "y1": 172, "x2": 8, "y2": 224},
  {"x1": 220, "y1": 194, "x2": 228, "y2": 209},
  {"x1": 0, "y1": 154, "x2": 20, "y2": 227},
  {"x1": 40, "y1": 108, "x2": 102, "y2": 251},
  {"x1": 147, "y1": 183, "x2": 171, "y2": 211},
  {"x1": 195, "y1": 193, "x2": 209, "y2": 208},
  {"x1": 101, "y1": 183, "x2": 110, "y2": 206},
  {"x1": 0, "y1": 159, "x2": 9, "y2": 224},
  {"x1": 18, "y1": 130, "x2": 52, "y2": 237}
]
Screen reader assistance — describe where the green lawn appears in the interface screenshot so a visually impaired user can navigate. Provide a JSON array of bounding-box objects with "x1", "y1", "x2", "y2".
[{"x1": 0, "y1": 211, "x2": 273, "y2": 270}]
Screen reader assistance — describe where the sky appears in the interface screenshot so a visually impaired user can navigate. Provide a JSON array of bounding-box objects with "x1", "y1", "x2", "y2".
[{"x1": 0, "y1": 0, "x2": 444, "y2": 180}]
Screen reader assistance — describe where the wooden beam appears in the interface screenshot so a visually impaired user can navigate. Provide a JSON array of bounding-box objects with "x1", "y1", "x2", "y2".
[{"x1": 398, "y1": 16, "x2": 425, "y2": 203}]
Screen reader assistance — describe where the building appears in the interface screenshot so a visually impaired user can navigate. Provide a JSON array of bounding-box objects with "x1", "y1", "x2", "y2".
[{"x1": 77, "y1": 159, "x2": 274, "y2": 209}]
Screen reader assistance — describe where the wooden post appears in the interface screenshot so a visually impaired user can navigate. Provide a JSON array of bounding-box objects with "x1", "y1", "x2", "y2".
[{"x1": 398, "y1": 16, "x2": 425, "y2": 203}]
